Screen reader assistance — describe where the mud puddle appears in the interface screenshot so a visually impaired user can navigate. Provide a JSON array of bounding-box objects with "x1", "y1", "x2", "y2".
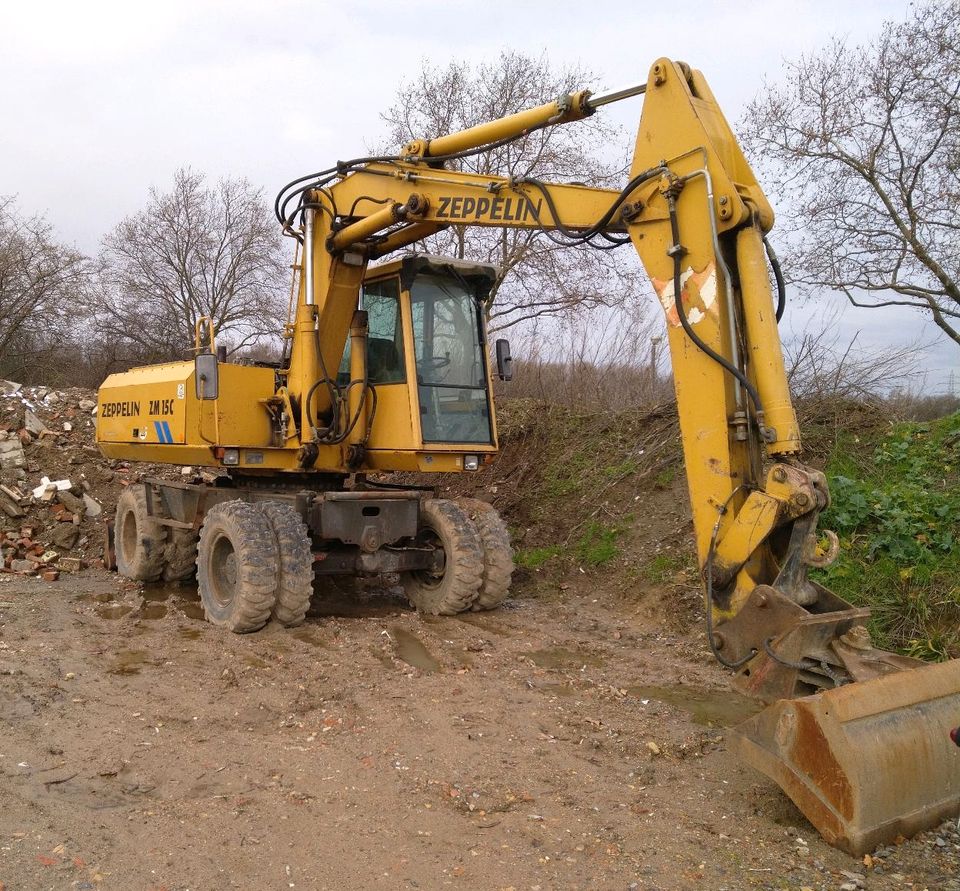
[
  {"x1": 143, "y1": 582, "x2": 205, "y2": 620},
  {"x1": 627, "y1": 683, "x2": 761, "y2": 727},
  {"x1": 309, "y1": 590, "x2": 409, "y2": 619},
  {"x1": 529, "y1": 647, "x2": 604, "y2": 670},
  {"x1": 96, "y1": 604, "x2": 132, "y2": 620},
  {"x1": 389, "y1": 626, "x2": 441, "y2": 672},
  {"x1": 106, "y1": 650, "x2": 150, "y2": 675},
  {"x1": 289, "y1": 628, "x2": 328, "y2": 648}
]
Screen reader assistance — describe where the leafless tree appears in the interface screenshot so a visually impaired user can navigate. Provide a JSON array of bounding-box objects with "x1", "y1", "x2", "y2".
[
  {"x1": 742, "y1": 1, "x2": 960, "y2": 346},
  {"x1": 0, "y1": 198, "x2": 89, "y2": 382},
  {"x1": 501, "y1": 303, "x2": 671, "y2": 409},
  {"x1": 93, "y1": 168, "x2": 287, "y2": 363},
  {"x1": 381, "y1": 51, "x2": 649, "y2": 331},
  {"x1": 783, "y1": 308, "x2": 924, "y2": 401}
]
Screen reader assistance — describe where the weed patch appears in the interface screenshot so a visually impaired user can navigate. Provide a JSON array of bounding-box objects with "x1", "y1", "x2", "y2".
[{"x1": 816, "y1": 412, "x2": 960, "y2": 658}]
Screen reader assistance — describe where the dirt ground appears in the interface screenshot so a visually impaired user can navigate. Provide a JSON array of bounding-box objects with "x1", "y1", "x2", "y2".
[{"x1": 2, "y1": 568, "x2": 959, "y2": 891}]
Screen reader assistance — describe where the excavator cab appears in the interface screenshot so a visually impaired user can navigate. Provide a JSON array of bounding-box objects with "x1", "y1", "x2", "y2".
[{"x1": 339, "y1": 254, "x2": 502, "y2": 463}]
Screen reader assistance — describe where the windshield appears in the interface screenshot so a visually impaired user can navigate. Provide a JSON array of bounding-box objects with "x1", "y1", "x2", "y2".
[{"x1": 410, "y1": 273, "x2": 492, "y2": 444}]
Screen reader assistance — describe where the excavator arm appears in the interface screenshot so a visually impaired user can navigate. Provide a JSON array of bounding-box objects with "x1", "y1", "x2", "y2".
[{"x1": 277, "y1": 57, "x2": 960, "y2": 853}]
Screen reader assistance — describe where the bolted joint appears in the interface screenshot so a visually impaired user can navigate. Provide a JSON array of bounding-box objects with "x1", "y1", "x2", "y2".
[
  {"x1": 402, "y1": 138, "x2": 430, "y2": 159},
  {"x1": 620, "y1": 200, "x2": 644, "y2": 222},
  {"x1": 297, "y1": 441, "x2": 319, "y2": 468},
  {"x1": 404, "y1": 193, "x2": 429, "y2": 217}
]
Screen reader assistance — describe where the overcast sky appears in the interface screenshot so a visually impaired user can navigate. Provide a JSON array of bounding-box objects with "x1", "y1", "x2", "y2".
[{"x1": 2, "y1": 0, "x2": 955, "y2": 392}]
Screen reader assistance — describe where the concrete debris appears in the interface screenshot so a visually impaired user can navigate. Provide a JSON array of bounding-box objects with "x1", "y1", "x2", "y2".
[
  {"x1": 0, "y1": 439, "x2": 26, "y2": 470},
  {"x1": 1, "y1": 383, "x2": 199, "y2": 578},
  {"x1": 24, "y1": 409, "x2": 52, "y2": 437},
  {"x1": 32, "y1": 477, "x2": 73, "y2": 499},
  {"x1": 82, "y1": 494, "x2": 102, "y2": 517}
]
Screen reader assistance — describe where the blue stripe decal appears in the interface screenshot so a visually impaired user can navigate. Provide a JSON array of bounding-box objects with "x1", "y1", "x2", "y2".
[
  {"x1": 162, "y1": 421, "x2": 173, "y2": 444},
  {"x1": 153, "y1": 421, "x2": 165, "y2": 443}
]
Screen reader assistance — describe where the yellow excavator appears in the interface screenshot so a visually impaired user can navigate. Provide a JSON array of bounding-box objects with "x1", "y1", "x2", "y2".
[{"x1": 96, "y1": 57, "x2": 960, "y2": 855}]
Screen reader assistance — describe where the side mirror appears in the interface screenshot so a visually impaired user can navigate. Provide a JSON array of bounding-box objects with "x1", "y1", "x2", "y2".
[
  {"x1": 495, "y1": 338, "x2": 513, "y2": 382},
  {"x1": 195, "y1": 353, "x2": 219, "y2": 400}
]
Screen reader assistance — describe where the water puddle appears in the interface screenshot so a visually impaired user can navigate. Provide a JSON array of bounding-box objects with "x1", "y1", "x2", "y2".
[
  {"x1": 528, "y1": 647, "x2": 604, "y2": 670},
  {"x1": 179, "y1": 602, "x2": 206, "y2": 621},
  {"x1": 178, "y1": 628, "x2": 203, "y2": 641},
  {"x1": 454, "y1": 612, "x2": 517, "y2": 637},
  {"x1": 289, "y1": 628, "x2": 328, "y2": 648},
  {"x1": 76, "y1": 590, "x2": 116, "y2": 604},
  {"x1": 168, "y1": 586, "x2": 205, "y2": 621},
  {"x1": 96, "y1": 604, "x2": 133, "y2": 620},
  {"x1": 106, "y1": 650, "x2": 150, "y2": 675},
  {"x1": 136, "y1": 602, "x2": 167, "y2": 620},
  {"x1": 141, "y1": 583, "x2": 179, "y2": 602},
  {"x1": 310, "y1": 591, "x2": 407, "y2": 619},
  {"x1": 390, "y1": 626, "x2": 441, "y2": 672},
  {"x1": 627, "y1": 683, "x2": 761, "y2": 727}
]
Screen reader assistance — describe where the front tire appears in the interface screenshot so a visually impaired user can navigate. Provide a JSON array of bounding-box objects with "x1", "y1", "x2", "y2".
[
  {"x1": 196, "y1": 501, "x2": 279, "y2": 633},
  {"x1": 115, "y1": 484, "x2": 166, "y2": 581},
  {"x1": 259, "y1": 501, "x2": 313, "y2": 627},
  {"x1": 402, "y1": 499, "x2": 483, "y2": 616},
  {"x1": 458, "y1": 499, "x2": 513, "y2": 611}
]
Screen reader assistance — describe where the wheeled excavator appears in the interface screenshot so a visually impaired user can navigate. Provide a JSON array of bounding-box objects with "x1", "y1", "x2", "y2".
[{"x1": 96, "y1": 57, "x2": 960, "y2": 856}]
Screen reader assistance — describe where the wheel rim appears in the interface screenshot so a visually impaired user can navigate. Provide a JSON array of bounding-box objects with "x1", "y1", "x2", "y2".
[
  {"x1": 208, "y1": 532, "x2": 238, "y2": 607},
  {"x1": 120, "y1": 508, "x2": 138, "y2": 564}
]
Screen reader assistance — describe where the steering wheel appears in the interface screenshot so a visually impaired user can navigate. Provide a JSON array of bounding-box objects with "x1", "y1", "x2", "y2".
[{"x1": 417, "y1": 354, "x2": 451, "y2": 371}]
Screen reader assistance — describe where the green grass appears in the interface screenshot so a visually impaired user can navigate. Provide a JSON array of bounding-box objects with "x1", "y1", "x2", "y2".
[
  {"x1": 514, "y1": 545, "x2": 563, "y2": 570},
  {"x1": 815, "y1": 412, "x2": 960, "y2": 659},
  {"x1": 640, "y1": 551, "x2": 689, "y2": 584},
  {"x1": 574, "y1": 521, "x2": 621, "y2": 567}
]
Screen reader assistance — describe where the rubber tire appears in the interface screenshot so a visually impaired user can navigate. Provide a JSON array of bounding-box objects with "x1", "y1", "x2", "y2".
[
  {"x1": 259, "y1": 501, "x2": 313, "y2": 627},
  {"x1": 196, "y1": 500, "x2": 279, "y2": 633},
  {"x1": 163, "y1": 528, "x2": 199, "y2": 582},
  {"x1": 403, "y1": 499, "x2": 484, "y2": 616},
  {"x1": 458, "y1": 498, "x2": 514, "y2": 611},
  {"x1": 115, "y1": 484, "x2": 166, "y2": 581}
]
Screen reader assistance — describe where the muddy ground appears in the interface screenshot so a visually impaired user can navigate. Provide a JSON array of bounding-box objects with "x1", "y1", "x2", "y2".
[{"x1": 1, "y1": 568, "x2": 958, "y2": 891}]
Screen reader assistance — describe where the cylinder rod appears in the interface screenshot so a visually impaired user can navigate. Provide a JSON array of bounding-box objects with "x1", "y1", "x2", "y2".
[
  {"x1": 585, "y1": 82, "x2": 647, "y2": 109},
  {"x1": 304, "y1": 206, "x2": 316, "y2": 306}
]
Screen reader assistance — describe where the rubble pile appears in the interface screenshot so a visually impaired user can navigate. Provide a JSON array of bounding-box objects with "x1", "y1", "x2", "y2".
[{"x1": 0, "y1": 379, "x2": 167, "y2": 579}]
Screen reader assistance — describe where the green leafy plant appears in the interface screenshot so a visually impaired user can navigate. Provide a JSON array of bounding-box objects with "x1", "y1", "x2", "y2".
[{"x1": 815, "y1": 412, "x2": 960, "y2": 659}]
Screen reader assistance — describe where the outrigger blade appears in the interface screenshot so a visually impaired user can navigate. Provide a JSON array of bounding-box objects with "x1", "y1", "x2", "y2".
[{"x1": 734, "y1": 659, "x2": 960, "y2": 855}]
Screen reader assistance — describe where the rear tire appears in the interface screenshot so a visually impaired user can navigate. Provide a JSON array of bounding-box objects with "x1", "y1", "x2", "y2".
[
  {"x1": 163, "y1": 528, "x2": 199, "y2": 582},
  {"x1": 259, "y1": 501, "x2": 313, "y2": 627},
  {"x1": 402, "y1": 499, "x2": 483, "y2": 616},
  {"x1": 196, "y1": 501, "x2": 279, "y2": 633},
  {"x1": 458, "y1": 499, "x2": 513, "y2": 610},
  {"x1": 114, "y1": 484, "x2": 166, "y2": 582}
]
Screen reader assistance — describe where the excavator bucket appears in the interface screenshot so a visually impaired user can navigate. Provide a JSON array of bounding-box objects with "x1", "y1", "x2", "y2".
[{"x1": 734, "y1": 659, "x2": 960, "y2": 855}]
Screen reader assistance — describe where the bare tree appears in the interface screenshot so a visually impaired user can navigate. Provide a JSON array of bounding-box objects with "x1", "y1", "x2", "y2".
[
  {"x1": 783, "y1": 308, "x2": 924, "y2": 401},
  {"x1": 94, "y1": 168, "x2": 287, "y2": 363},
  {"x1": 742, "y1": 1, "x2": 960, "y2": 346},
  {"x1": 381, "y1": 51, "x2": 649, "y2": 331},
  {"x1": 0, "y1": 198, "x2": 89, "y2": 382}
]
